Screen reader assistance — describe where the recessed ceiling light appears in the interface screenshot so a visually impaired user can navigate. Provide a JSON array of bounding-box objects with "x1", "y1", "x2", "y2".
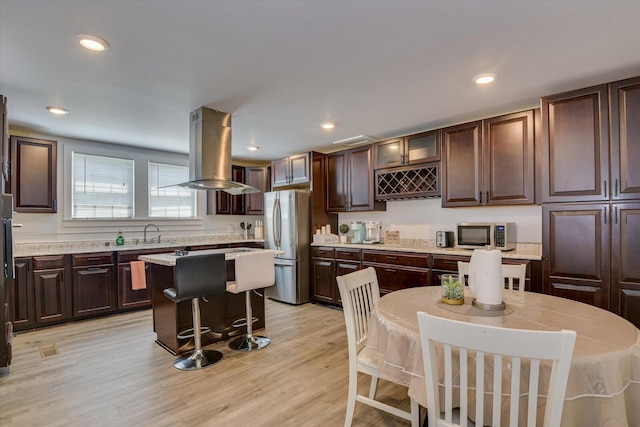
[
  {"x1": 321, "y1": 122, "x2": 335, "y2": 129},
  {"x1": 76, "y1": 34, "x2": 110, "y2": 52},
  {"x1": 246, "y1": 145, "x2": 260, "y2": 152},
  {"x1": 46, "y1": 106, "x2": 69, "y2": 115},
  {"x1": 473, "y1": 73, "x2": 497, "y2": 85}
]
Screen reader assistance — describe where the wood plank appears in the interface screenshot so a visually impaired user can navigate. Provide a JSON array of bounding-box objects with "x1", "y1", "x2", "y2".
[{"x1": 0, "y1": 300, "x2": 416, "y2": 426}]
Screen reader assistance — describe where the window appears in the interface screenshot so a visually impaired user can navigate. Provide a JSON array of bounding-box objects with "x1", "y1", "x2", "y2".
[
  {"x1": 72, "y1": 153, "x2": 134, "y2": 218},
  {"x1": 148, "y1": 162, "x2": 196, "y2": 218}
]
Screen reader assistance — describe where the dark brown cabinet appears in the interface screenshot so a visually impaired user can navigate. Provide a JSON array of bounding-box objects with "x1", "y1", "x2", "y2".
[
  {"x1": 9, "y1": 135, "x2": 57, "y2": 212},
  {"x1": 361, "y1": 250, "x2": 430, "y2": 294},
  {"x1": 442, "y1": 110, "x2": 535, "y2": 207},
  {"x1": 8, "y1": 257, "x2": 34, "y2": 331},
  {"x1": 72, "y1": 252, "x2": 116, "y2": 317},
  {"x1": 374, "y1": 130, "x2": 440, "y2": 170},
  {"x1": 33, "y1": 255, "x2": 71, "y2": 325},
  {"x1": 541, "y1": 85, "x2": 610, "y2": 203},
  {"x1": 611, "y1": 202, "x2": 640, "y2": 328},
  {"x1": 272, "y1": 152, "x2": 311, "y2": 188},
  {"x1": 326, "y1": 145, "x2": 385, "y2": 212},
  {"x1": 245, "y1": 166, "x2": 270, "y2": 215},
  {"x1": 117, "y1": 250, "x2": 152, "y2": 310},
  {"x1": 609, "y1": 77, "x2": 640, "y2": 200},
  {"x1": 208, "y1": 165, "x2": 246, "y2": 215},
  {"x1": 542, "y1": 204, "x2": 610, "y2": 309},
  {"x1": 311, "y1": 247, "x2": 335, "y2": 304}
]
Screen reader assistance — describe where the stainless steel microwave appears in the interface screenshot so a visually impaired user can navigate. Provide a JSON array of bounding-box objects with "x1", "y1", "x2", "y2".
[{"x1": 456, "y1": 222, "x2": 516, "y2": 251}]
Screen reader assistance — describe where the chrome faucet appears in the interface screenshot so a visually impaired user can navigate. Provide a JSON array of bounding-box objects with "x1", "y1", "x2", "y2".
[{"x1": 143, "y1": 223, "x2": 160, "y2": 244}]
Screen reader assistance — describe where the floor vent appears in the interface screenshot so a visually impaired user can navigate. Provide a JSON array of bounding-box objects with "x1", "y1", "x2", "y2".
[{"x1": 39, "y1": 344, "x2": 59, "y2": 359}]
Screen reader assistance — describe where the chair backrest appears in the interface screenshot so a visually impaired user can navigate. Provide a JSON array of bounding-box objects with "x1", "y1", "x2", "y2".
[
  {"x1": 457, "y1": 261, "x2": 527, "y2": 291},
  {"x1": 502, "y1": 263, "x2": 527, "y2": 291},
  {"x1": 336, "y1": 267, "x2": 380, "y2": 356},
  {"x1": 417, "y1": 312, "x2": 576, "y2": 427},
  {"x1": 232, "y1": 250, "x2": 276, "y2": 292},
  {"x1": 173, "y1": 253, "x2": 228, "y2": 301}
]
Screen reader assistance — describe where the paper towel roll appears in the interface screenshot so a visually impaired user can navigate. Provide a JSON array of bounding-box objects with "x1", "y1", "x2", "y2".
[{"x1": 468, "y1": 248, "x2": 503, "y2": 305}]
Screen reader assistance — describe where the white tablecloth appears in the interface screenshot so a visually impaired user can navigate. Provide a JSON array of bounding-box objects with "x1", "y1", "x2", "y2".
[{"x1": 367, "y1": 287, "x2": 640, "y2": 426}]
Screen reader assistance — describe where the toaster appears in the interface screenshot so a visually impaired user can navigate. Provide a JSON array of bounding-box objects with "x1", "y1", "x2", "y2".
[{"x1": 436, "y1": 231, "x2": 454, "y2": 248}]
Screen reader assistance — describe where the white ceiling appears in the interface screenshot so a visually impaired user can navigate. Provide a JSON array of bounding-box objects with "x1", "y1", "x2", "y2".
[{"x1": 1, "y1": 0, "x2": 639, "y2": 162}]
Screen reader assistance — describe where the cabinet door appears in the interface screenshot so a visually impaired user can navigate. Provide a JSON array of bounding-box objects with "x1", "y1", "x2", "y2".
[
  {"x1": 246, "y1": 166, "x2": 267, "y2": 215},
  {"x1": 34, "y1": 268, "x2": 69, "y2": 325},
  {"x1": 611, "y1": 202, "x2": 640, "y2": 328},
  {"x1": 312, "y1": 258, "x2": 335, "y2": 303},
  {"x1": 118, "y1": 263, "x2": 151, "y2": 309},
  {"x1": 335, "y1": 261, "x2": 360, "y2": 305},
  {"x1": 364, "y1": 263, "x2": 430, "y2": 294},
  {"x1": 610, "y1": 77, "x2": 640, "y2": 200},
  {"x1": 543, "y1": 203, "x2": 610, "y2": 309},
  {"x1": 9, "y1": 136, "x2": 57, "y2": 212},
  {"x1": 374, "y1": 138, "x2": 404, "y2": 169},
  {"x1": 326, "y1": 151, "x2": 347, "y2": 211},
  {"x1": 73, "y1": 265, "x2": 116, "y2": 317},
  {"x1": 212, "y1": 165, "x2": 245, "y2": 215},
  {"x1": 483, "y1": 110, "x2": 535, "y2": 205},
  {"x1": 541, "y1": 85, "x2": 609, "y2": 202},
  {"x1": 347, "y1": 145, "x2": 376, "y2": 211},
  {"x1": 289, "y1": 152, "x2": 311, "y2": 185},
  {"x1": 442, "y1": 121, "x2": 483, "y2": 207},
  {"x1": 9, "y1": 257, "x2": 34, "y2": 331},
  {"x1": 271, "y1": 157, "x2": 289, "y2": 187},
  {"x1": 405, "y1": 130, "x2": 440, "y2": 165}
]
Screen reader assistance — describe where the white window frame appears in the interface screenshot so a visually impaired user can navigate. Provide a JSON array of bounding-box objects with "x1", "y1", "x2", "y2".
[{"x1": 148, "y1": 161, "x2": 196, "y2": 219}]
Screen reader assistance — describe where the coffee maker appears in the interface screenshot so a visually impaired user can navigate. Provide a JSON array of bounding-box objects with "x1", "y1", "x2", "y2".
[{"x1": 364, "y1": 221, "x2": 381, "y2": 243}]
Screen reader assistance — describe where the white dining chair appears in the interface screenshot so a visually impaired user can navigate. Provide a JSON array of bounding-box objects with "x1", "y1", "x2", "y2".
[
  {"x1": 457, "y1": 261, "x2": 527, "y2": 291},
  {"x1": 417, "y1": 312, "x2": 576, "y2": 427},
  {"x1": 336, "y1": 267, "x2": 420, "y2": 427}
]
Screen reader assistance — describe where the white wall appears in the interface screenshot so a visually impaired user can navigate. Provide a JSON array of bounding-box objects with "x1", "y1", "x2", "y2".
[
  {"x1": 337, "y1": 198, "x2": 542, "y2": 243},
  {"x1": 9, "y1": 130, "x2": 261, "y2": 243}
]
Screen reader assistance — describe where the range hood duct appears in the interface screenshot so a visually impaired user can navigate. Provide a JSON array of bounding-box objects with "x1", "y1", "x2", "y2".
[{"x1": 176, "y1": 107, "x2": 259, "y2": 195}]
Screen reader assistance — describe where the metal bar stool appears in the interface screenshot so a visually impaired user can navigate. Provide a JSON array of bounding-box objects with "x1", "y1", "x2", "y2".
[
  {"x1": 163, "y1": 253, "x2": 227, "y2": 370},
  {"x1": 226, "y1": 250, "x2": 276, "y2": 351}
]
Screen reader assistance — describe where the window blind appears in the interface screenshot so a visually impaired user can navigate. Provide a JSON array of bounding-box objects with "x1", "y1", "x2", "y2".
[{"x1": 148, "y1": 162, "x2": 196, "y2": 218}]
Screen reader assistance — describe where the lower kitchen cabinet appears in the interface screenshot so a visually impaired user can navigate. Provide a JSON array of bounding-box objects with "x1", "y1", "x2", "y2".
[
  {"x1": 8, "y1": 257, "x2": 34, "y2": 331},
  {"x1": 361, "y1": 250, "x2": 430, "y2": 294},
  {"x1": 611, "y1": 202, "x2": 640, "y2": 328},
  {"x1": 117, "y1": 250, "x2": 155, "y2": 309},
  {"x1": 33, "y1": 255, "x2": 71, "y2": 326},
  {"x1": 72, "y1": 252, "x2": 116, "y2": 317},
  {"x1": 311, "y1": 247, "x2": 336, "y2": 304}
]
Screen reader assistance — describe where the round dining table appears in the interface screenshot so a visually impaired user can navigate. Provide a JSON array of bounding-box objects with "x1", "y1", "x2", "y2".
[{"x1": 366, "y1": 286, "x2": 640, "y2": 427}]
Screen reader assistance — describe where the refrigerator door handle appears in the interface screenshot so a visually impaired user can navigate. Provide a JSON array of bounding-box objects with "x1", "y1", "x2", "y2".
[{"x1": 274, "y1": 197, "x2": 282, "y2": 248}]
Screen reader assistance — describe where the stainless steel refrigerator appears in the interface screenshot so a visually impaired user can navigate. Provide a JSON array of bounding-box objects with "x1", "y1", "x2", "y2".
[{"x1": 264, "y1": 190, "x2": 311, "y2": 304}]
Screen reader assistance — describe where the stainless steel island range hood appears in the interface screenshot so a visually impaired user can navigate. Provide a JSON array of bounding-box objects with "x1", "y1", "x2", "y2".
[{"x1": 176, "y1": 107, "x2": 259, "y2": 195}]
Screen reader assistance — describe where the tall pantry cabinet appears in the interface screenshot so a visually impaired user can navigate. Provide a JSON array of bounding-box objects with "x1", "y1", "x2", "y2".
[{"x1": 541, "y1": 76, "x2": 640, "y2": 328}]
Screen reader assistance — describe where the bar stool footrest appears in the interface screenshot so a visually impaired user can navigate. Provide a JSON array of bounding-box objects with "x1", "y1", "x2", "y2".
[{"x1": 177, "y1": 326, "x2": 211, "y2": 340}]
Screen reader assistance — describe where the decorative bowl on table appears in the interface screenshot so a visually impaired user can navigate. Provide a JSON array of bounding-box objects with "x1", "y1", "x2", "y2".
[{"x1": 441, "y1": 274, "x2": 464, "y2": 305}]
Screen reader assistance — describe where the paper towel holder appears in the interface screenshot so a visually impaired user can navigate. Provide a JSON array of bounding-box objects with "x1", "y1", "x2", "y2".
[{"x1": 471, "y1": 298, "x2": 506, "y2": 311}]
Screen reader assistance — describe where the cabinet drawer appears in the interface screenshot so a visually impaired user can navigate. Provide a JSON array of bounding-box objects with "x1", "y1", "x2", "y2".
[
  {"x1": 335, "y1": 249, "x2": 360, "y2": 261},
  {"x1": 431, "y1": 255, "x2": 470, "y2": 271},
  {"x1": 365, "y1": 263, "x2": 430, "y2": 292},
  {"x1": 312, "y1": 247, "x2": 335, "y2": 258},
  {"x1": 33, "y1": 255, "x2": 65, "y2": 270},
  {"x1": 72, "y1": 252, "x2": 114, "y2": 267},
  {"x1": 362, "y1": 250, "x2": 429, "y2": 268}
]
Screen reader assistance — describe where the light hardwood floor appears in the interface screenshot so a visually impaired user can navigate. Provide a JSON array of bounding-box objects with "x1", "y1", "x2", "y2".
[{"x1": 0, "y1": 300, "x2": 416, "y2": 427}]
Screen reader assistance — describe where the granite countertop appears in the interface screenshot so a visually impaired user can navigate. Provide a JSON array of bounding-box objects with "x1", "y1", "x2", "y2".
[
  {"x1": 14, "y1": 235, "x2": 264, "y2": 257},
  {"x1": 139, "y1": 247, "x2": 257, "y2": 267},
  {"x1": 311, "y1": 240, "x2": 542, "y2": 260}
]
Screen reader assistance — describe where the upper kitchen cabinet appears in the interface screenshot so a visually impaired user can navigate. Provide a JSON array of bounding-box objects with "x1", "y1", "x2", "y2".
[
  {"x1": 373, "y1": 130, "x2": 440, "y2": 170},
  {"x1": 442, "y1": 110, "x2": 535, "y2": 207},
  {"x1": 271, "y1": 152, "x2": 310, "y2": 188},
  {"x1": 541, "y1": 85, "x2": 610, "y2": 203},
  {"x1": 9, "y1": 136, "x2": 57, "y2": 213},
  {"x1": 245, "y1": 166, "x2": 270, "y2": 215},
  {"x1": 207, "y1": 165, "x2": 245, "y2": 215},
  {"x1": 609, "y1": 77, "x2": 640, "y2": 200},
  {"x1": 326, "y1": 145, "x2": 386, "y2": 212}
]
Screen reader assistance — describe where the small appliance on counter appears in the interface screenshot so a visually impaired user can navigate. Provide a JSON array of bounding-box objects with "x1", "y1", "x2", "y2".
[
  {"x1": 351, "y1": 221, "x2": 365, "y2": 243},
  {"x1": 363, "y1": 221, "x2": 382, "y2": 244},
  {"x1": 436, "y1": 231, "x2": 454, "y2": 248},
  {"x1": 456, "y1": 222, "x2": 516, "y2": 251}
]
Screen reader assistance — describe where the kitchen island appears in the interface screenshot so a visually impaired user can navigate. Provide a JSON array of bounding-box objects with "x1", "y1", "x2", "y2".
[{"x1": 139, "y1": 248, "x2": 267, "y2": 355}]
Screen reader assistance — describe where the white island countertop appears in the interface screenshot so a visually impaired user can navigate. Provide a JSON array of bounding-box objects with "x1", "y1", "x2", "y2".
[{"x1": 139, "y1": 247, "x2": 281, "y2": 267}]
